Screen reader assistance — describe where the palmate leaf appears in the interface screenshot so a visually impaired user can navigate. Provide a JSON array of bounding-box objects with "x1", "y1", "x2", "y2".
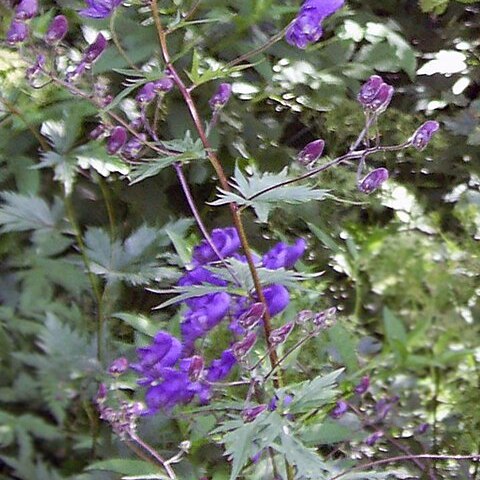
[
  {"x1": 84, "y1": 226, "x2": 177, "y2": 286},
  {"x1": 0, "y1": 192, "x2": 64, "y2": 233},
  {"x1": 210, "y1": 164, "x2": 328, "y2": 222}
]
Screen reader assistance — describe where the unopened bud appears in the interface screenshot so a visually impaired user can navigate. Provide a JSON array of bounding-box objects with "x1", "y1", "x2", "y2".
[
  {"x1": 136, "y1": 82, "x2": 156, "y2": 104},
  {"x1": 233, "y1": 331, "x2": 257, "y2": 360},
  {"x1": 331, "y1": 400, "x2": 348, "y2": 418},
  {"x1": 358, "y1": 75, "x2": 394, "y2": 114},
  {"x1": 410, "y1": 120, "x2": 439, "y2": 151},
  {"x1": 354, "y1": 376, "x2": 370, "y2": 395},
  {"x1": 15, "y1": 0, "x2": 37, "y2": 20},
  {"x1": 209, "y1": 83, "x2": 232, "y2": 110},
  {"x1": 95, "y1": 383, "x2": 108, "y2": 404},
  {"x1": 108, "y1": 357, "x2": 129, "y2": 375},
  {"x1": 45, "y1": 15, "x2": 68, "y2": 44},
  {"x1": 365, "y1": 431, "x2": 383, "y2": 446},
  {"x1": 238, "y1": 302, "x2": 265, "y2": 330},
  {"x1": 26, "y1": 54, "x2": 45, "y2": 81},
  {"x1": 297, "y1": 139, "x2": 325, "y2": 167},
  {"x1": 358, "y1": 168, "x2": 389, "y2": 194},
  {"x1": 122, "y1": 134, "x2": 146, "y2": 159},
  {"x1": 83, "y1": 33, "x2": 107, "y2": 64},
  {"x1": 6, "y1": 20, "x2": 28, "y2": 44},
  {"x1": 154, "y1": 76, "x2": 174, "y2": 93},
  {"x1": 269, "y1": 322, "x2": 294, "y2": 347},
  {"x1": 107, "y1": 126, "x2": 127, "y2": 155},
  {"x1": 242, "y1": 404, "x2": 267, "y2": 422},
  {"x1": 296, "y1": 309, "x2": 313, "y2": 325}
]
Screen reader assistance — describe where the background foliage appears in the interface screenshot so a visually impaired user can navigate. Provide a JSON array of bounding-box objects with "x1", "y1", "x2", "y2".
[{"x1": 0, "y1": 0, "x2": 479, "y2": 478}]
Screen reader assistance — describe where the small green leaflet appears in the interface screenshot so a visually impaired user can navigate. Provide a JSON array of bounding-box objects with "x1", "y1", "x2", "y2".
[{"x1": 209, "y1": 164, "x2": 328, "y2": 223}]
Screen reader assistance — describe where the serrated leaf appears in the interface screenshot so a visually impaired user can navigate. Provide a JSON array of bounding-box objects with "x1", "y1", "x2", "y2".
[
  {"x1": 0, "y1": 192, "x2": 64, "y2": 233},
  {"x1": 113, "y1": 312, "x2": 159, "y2": 337},
  {"x1": 210, "y1": 165, "x2": 328, "y2": 223},
  {"x1": 288, "y1": 369, "x2": 344, "y2": 414},
  {"x1": 75, "y1": 143, "x2": 130, "y2": 177}
]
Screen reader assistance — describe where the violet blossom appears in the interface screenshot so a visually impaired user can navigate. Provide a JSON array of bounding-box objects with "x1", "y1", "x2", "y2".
[
  {"x1": 411, "y1": 120, "x2": 440, "y2": 151},
  {"x1": 6, "y1": 20, "x2": 28, "y2": 44},
  {"x1": 357, "y1": 75, "x2": 394, "y2": 114},
  {"x1": 80, "y1": 0, "x2": 122, "y2": 19},
  {"x1": 15, "y1": 0, "x2": 37, "y2": 20},
  {"x1": 45, "y1": 15, "x2": 68, "y2": 44},
  {"x1": 358, "y1": 168, "x2": 389, "y2": 194}
]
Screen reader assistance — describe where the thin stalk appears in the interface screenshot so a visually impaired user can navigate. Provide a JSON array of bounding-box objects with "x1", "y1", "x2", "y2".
[
  {"x1": 129, "y1": 432, "x2": 177, "y2": 479},
  {"x1": 64, "y1": 193, "x2": 105, "y2": 361},
  {"x1": 98, "y1": 176, "x2": 116, "y2": 239},
  {"x1": 150, "y1": 0, "x2": 282, "y2": 387},
  {"x1": 110, "y1": 10, "x2": 140, "y2": 71},
  {"x1": 174, "y1": 162, "x2": 241, "y2": 285},
  {"x1": 329, "y1": 454, "x2": 480, "y2": 480},
  {"x1": 247, "y1": 142, "x2": 410, "y2": 202}
]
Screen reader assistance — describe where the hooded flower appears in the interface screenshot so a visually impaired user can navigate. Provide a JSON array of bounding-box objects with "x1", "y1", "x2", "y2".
[
  {"x1": 192, "y1": 227, "x2": 240, "y2": 265},
  {"x1": 411, "y1": 121, "x2": 439, "y2": 151},
  {"x1": 264, "y1": 284, "x2": 290, "y2": 316},
  {"x1": 45, "y1": 15, "x2": 68, "y2": 44},
  {"x1": 262, "y1": 239, "x2": 307, "y2": 270},
  {"x1": 15, "y1": 0, "x2": 37, "y2": 19},
  {"x1": 357, "y1": 75, "x2": 394, "y2": 114},
  {"x1": 207, "y1": 349, "x2": 237, "y2": 381},
  {"x1": 6, "y1": 20, "x2": 28, "y2": 44},
  {"x1": 80, "y1": 0, "x2": 122, "y2": 18},
  {"x1": 358, "y1": 168, "x2": 389, "y2": 194}
]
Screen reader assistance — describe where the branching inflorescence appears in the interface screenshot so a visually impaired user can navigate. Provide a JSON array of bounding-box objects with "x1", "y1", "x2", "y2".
[{"x1": 2, "y1": 0, "x2": 449, "y2": 479}]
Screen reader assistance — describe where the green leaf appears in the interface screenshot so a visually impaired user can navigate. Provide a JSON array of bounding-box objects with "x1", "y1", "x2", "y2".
[
  {"x1": 210, "y1": 164, "x2": 328, "y2": 222},
  {"x1": 0, "y1": 192, "x2": 64, "y2": 233},
  {"x1": 419, "y1": 0, "x2": 449, "y2": 14},
  {"x1": 113, "y1": 312, "x2": 160, "y2": 337},
  {"x1": 328, "y1": 324, "x2": 359, "y2": 372},
  {"x1": 86, "y1": 459, "x2": 164, "y2": 477},
  {"x1": 302, "y1": 418, "x2": 360, "y2": 445},
  {"x1": 288, "y1": 369, "x2": 344, "y2": 414},
  {"x1": 383, "y1": 307, "x2": 407, "y2": 344}
]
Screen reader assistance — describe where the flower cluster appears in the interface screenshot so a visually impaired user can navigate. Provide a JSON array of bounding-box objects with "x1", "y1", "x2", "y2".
[
  {"x1": 6, "y1": 0, "x2": 38, "y2": 44},
  {"x1": 132, "y1": 227, "x2": 306, "y2": 414},
  {"x1": 286, "y1": 0, "x2": 345, "y2": 49}
]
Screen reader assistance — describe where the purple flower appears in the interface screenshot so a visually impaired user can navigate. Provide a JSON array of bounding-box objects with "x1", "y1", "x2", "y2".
[
  {"x1": 269, "y1": 322, "x2": 294, "y2": 346},
  {"x1": 262, "y1": 238, "x2": 306, "y2": 270},
  {"x1": 6, "y1": 20, "x2": 28, "y2": 44},
  {"x1": 285, "y1": 0, "x2": 344, "y2": 49},
  {"x1": 358, "y1": 168, "x2": 389, "y2": 194},
  {"x1": 83, "y1": 33, "x2": 108, "y2": 64},
  {"x1": 416, "y1": 423, "x2": 429, "y2": 435},
  {"x1": 242, "y1": 404, "x2": 267, "y2": 422},
  {"x1": 109, "y1": 357, "x2": 129, "y2": 375},
  {"x1": 411, "y1": 120, "x2": 439, "y2": 151},
  {"x1": 209, "y1": 83, "x2": 232, "y2": 109},
  {"x1": 80, "y1": 0, "x2": 122, "y2": 18},
  {"x1": 136, "y1": 82, "x2": 156, "y2": 104},
  {"x1": 375, "y1": 396, "x2": 398, "y2": 420},
  {"x1": 107, "y1": 126, "x2": 127, "y2": 155},
  {"x1": 181, "y1": 292, "x2": 231, "y2": 347},
  {"x1": 144, "y1": 369, "x2": 195, "y2": 413},
  {"x1": 15, "y1": 0, "x2": 37, "y2": 19},
  {"x1": 90, "y1": 124, "x2": 106, "y2": 140},
  {"x1": 45, "y1": 15, "x2": 68, "y2": 44},
  {"x1": 263, "y1": 284, "x2": 290, "y2": 316},
  {"x1": 179, "y1": 355, "x2": 204, "y2": 381},
  {"x1": 365, "y1": 431, "x2": 383, "y2": 446},
  {"x1": 331, "y1": 400, "x2": 348, "y2": 418},
  {"x1": 154, "y1": 76, "x2": 175, "y2": 93},
  {"x1": 358, "y1": 75, "x2": 394, "y2": 114},
  {"x1": 354, "y1": 376, "x2": 370, "y2": 395},
  {"x1": 207, "y1": 349, "x2": 236, "y2": 381},
  {"x1": 192, "y1": 227, "x2": 241, "y2": 265},
  {"x1": 66, "y1": 62, "x2": 87, "y2": 83},
  {"x1": 233, "y1": 331, "x2": 257, "y2": 360},
  {"x1": 296, "y1": 309, "x2": 313, "y2": 325},
  {"x1": 297, "y1": 139, "x2": 325, "y2": 167},
  {"x1": 132, "y1": 331, "x2": 182, "y2": 383}
]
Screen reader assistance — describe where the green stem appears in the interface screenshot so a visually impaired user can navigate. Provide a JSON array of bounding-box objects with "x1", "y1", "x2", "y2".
[
  {"x1": 64, "y1": 193, "x2": 105, "y2": 362},
  {"x1": 97, "y1": 176, "x2": 116, "y2": 239}
]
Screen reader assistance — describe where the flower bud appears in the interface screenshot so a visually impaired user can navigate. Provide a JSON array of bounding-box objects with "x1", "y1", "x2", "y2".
[
  {"x1": 6, "y1": 20, "x2": 28, "y2": 44},
  {"x1": 153, "y1": 76, "x2": 174, "y2": 93},
  {"x1": 65, "y1": 62, "x2": 87, "y2": 83},
  {"x1": 95, "y1": 383, "x2": 108, "y2": 404},
  {"x1": 358, "y1": 168, "x2": 389, "y2": 194},
  {"x1": 90, "y1": 124, "x2": 106, "y2": 140},
  {"x1": 242, "y1": 404, "x2": 267, "y2": 422},
  {"x1": 122, "y1": 133, "x2": 146, "y2": 159},
  {"x1": 209, "y1": 83, "x2": 232, "y2": 110},
  {"x1": 237, "y1": 302, "x2": 265, "y2": 330},
  {"x1": 410, "y1": 120, "x2": 439, "y2": 151},
  {"x1": 107, "y1": 126, "x2": 127, "y2": 155},
  {"x1": 354, "y1": 376, "x2": 370, "y2": 395},
  {"x1": 180, "y1": 355, "x2": 205, "y2": 380},
  {"x1": 233, "y1": 331, "x2": 257, "y2": 360},
  {"x1": 358, "y1": 75, "x2": 394, "y2": 113},
  {"x1": 83, "y1": 33, "x2": 107, "y2": 64},
  {"x1": 297, "y1": 139, "x2": 325, "y2": 167},
  {"x1": 331, "y1": 400, "x2": 348, "y2": 418},
  {"x1": 416, "y1": 423, "x2": 429, "y2": 435},
  {"x1": 365, "y1": 431, "x2": 383, "y2": 446},
  {"x1": 26, "y1": 54, "x2": 45, "y2": 81},
  {"x1": 269, "y1": 322, "x2": 294, "y2": 347},
  {"x1": 129, "y1": 117, "x2": 144, "y2": 131},
  {"x1": 45, "y1": 15, "x2": 68, "y2": 44},
  {"x1": 108, "y1": 357, "x2": 129, "y2": 375},
  {"x1": 136, "y1": 82, "x2": 156, "y2": 104},
  {"x1": 15, "y1": 0, "x2": 37, "y2": 20},
  {"x1": 295, "y1": 309, "x2": 313, "y2": 325}
]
